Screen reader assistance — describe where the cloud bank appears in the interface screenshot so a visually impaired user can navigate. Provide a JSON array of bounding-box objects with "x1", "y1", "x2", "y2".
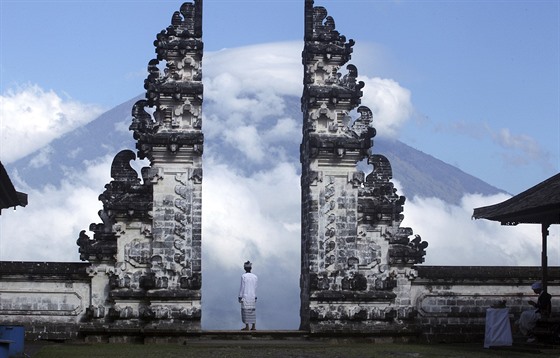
[
  {"x1": 0, "y1": 84, "x2": 105, "y2": 164},
  {"x1": 1, "y1": 42, "x2": 557, "y2": 330}
]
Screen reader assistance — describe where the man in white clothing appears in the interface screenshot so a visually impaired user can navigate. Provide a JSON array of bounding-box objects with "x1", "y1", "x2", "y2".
[{"x1": 238, "y1": 261, "x2": 258, "y2": 330}]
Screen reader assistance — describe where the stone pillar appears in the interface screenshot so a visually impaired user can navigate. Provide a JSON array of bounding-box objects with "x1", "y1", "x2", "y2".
[{"x1": 300, "y1": 0, "x2": 427, "y2": 334}]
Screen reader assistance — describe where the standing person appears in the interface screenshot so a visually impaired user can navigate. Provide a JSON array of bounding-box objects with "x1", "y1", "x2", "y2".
[{"x1": 238, "y1": 261, "x2": 258, "y2": 331}]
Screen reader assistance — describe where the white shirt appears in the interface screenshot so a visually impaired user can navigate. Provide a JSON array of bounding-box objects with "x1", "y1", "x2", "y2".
[{"x1": 239, "y1": 272, "x2": 258, "y2": 301}]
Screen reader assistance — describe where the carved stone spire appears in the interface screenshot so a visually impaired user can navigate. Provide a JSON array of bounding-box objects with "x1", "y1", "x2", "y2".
[
  {"x1": 132, "y1": 0, "x2": 204, "y2": 161},
  {"x1": 300, "y1": 1, "x2": 427, "y2": 333},
  {"x1": 79, "y1": 1, "x2": 203, "y2": 333}
]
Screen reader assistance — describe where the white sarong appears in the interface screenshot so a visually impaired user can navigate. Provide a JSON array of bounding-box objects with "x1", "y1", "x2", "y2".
[
  {"x1": 518, "y1": 309, "x2": 540, "y2": 336},
  {"x1": 241, "y1": 299, "x2": 256, "y2": 324}
]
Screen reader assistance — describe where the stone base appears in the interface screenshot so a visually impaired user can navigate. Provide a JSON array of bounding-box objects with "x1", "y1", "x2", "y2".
[
  {"x1": 79, "y1": 320, "x2": 202, "y2": 343},
  {"x1": 308, "y1": 320, "x2": 419, "y2": 338}
]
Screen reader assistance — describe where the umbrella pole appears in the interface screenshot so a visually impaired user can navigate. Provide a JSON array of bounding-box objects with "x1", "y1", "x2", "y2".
[{"x1": 542, "y1": 223, "x2": 550, "y2": 292}]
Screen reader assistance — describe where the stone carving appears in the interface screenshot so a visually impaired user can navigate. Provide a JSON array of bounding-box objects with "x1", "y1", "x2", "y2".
[
  {"x1": 77, "y1": 150, "x2": 153, "y2": 262},
  {"x1": 387, "y1": 230, "x2": 428, "y2": 265},
  {"x1": 132, "y1": 1, "x2": 204, "y2": 161},
  {"x1": 130, "y1": 100, "x2": 158, "y2": 140},
  {"x1": 358, "y1": 154, "x2": 405, "y2": 225},
  {"x1": 350, "y1": 106, "x2": 376, "y2": 141},
  {"x1": 125, "y1": 239, "x2": 152, "y2": 267},
  {"x1": 76, "y1": 229, "x2": 116, "y2": 262}
]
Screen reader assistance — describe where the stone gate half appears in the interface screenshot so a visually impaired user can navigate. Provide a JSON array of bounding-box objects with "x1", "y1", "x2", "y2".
[
  {"x1": 77, "y1": 1, "x2": 204, "y2": 332},
  {"x1": 299, "y1": 0, "x2": 428, "y2": 333}
]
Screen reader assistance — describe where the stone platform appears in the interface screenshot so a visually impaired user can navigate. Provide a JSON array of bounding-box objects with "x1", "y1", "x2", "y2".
[{"x1": 80, "y1": 329, "x2": 419, "y2": 344}]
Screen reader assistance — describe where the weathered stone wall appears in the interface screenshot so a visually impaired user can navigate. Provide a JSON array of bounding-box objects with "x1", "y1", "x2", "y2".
[
  {"x1": 2, "y1": 261, "x2": 557, "y2": 342},
  {"x1": 0, "y1": 262, "x2": 90, "y2": 340},
  {"x1": 413, "y1": 266, "x2": 560, "y2": 342}
]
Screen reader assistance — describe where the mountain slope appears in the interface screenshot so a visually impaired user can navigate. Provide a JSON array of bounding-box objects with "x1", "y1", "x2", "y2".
[
  {"x1": 7, "y1": 96, "x2": 141, "y2": 188},
  {"x1": 374, "y1": 138, "x2": 504, "y2": 203}
]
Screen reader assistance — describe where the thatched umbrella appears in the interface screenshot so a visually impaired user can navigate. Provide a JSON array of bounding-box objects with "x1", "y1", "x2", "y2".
[{"x1": 472, "y1": 173, "x2": 560, "y2": 291}]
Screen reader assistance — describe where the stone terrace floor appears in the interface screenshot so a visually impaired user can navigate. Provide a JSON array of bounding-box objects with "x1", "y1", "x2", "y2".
[{"x1": 23, "y1": 331, "x2": 560, "y2": 357}]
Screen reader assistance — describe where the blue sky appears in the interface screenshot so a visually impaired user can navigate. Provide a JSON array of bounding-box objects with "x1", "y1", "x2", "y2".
[{"x1": 2, "y1": 0, "x2": 558, "y2": 195}]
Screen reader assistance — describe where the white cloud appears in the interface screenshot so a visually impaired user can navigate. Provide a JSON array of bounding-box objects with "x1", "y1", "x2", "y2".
[
  {"x1": 223, "y1": 125, "x2": 265, "y2": 162},
  {"x1": 401, "y1": 192, "x2": 557, "y2": 266},
  {"x1": 202, "y1": 42, "x2": 414, "y2": 164},
  {"x1": 493, "y1": 127, "x2": 532, "y2": 149},
  {"x1": 28, "y1": 145, "x2": 54, "y2": 168},
  {"x1": 0, "y1": 84, "x2": 105, "y2": 164},
  {"x1": 202, "y1": 157, "x2": 301, "y2": 271},
  {"x1": 204, "y1": 73, "x2": 288, "y2": 126},
  {"x1": 114, "y1": 119, "x2": 132, "y2": 135},
  {"x1": 435, "y1": 120, "x2": 554, "y2": 173},
  {"x1": 202, "y1": 44, "x2": 302, "y2": 163},
  {"x1": 0, "y1": 155, "x2": 112, "y2": 261},
  {"x1": 262, "y1": 117, "x2": 300, "y2": 143},
  {"x1": 491, "y1": 127, "x2": 553, "y2": 168},
  {"x1": 360, "y1": 76, "x2": 413, "y2": 138},
  {"x1": 205, "y1": 42, "x2": 302, "y2": 98}
]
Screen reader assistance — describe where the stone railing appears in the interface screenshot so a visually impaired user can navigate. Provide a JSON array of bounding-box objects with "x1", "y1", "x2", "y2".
[{"x1": 0, "y1": 261, "x2": 90, "y2": 340}]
